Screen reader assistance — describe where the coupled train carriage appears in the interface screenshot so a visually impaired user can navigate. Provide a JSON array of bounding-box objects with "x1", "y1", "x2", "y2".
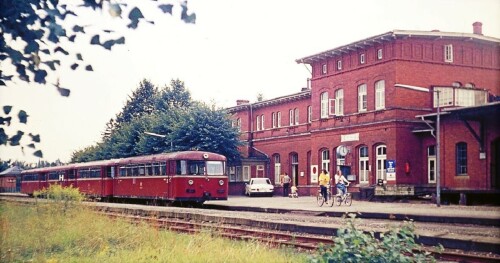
[{"x1": 21, "y1": 151, "x2": 228, "y2": 204}]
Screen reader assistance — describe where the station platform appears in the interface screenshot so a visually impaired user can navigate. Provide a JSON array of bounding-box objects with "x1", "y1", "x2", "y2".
[{"x1": 205, "y1": 195, "x2": 500, "y2": 226}]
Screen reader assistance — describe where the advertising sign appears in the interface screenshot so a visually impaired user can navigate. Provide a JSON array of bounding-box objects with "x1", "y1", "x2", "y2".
[{"x1": 386, "y1": 160, "x2": 396, "y2": 181}]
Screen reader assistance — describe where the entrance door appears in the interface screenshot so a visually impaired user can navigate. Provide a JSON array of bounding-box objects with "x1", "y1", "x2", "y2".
[
  {"x1": 428, "y1": 145, "x2": 436, "y2": 183},
  {"x1": 291, "y1": 153, "x2": 299, "y2": 186},
  {"x1": 359, "y1": 146, "x2": 369, "y2": 184},
  {"x1": 376, "y1": 145, "x2": 387, "y2": 181}
]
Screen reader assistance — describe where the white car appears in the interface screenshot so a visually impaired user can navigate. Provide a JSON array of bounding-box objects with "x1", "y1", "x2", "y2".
[{"x1": 245, "y1": 178, "x2": 274, "y2": 197}]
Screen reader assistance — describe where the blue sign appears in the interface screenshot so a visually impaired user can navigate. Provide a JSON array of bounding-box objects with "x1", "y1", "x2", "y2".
[{"x1": 386, "y1": 160, "x2": 396, "y2": 173}]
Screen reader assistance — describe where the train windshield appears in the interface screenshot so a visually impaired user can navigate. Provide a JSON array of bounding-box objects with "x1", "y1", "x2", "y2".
[
  {"x1": 176, "y1": 160, "x2": 224, "y2": 175},
  {"x1": 206, "y1": 161, "x2": 224, "y2": 175}
]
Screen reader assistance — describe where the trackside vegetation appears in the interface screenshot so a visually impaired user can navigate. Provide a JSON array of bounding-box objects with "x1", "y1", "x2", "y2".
[
  {"x1": 0, "y1": 186, "x2": 306, "y2": 263},
  {"x1": 307, "y1": 214, "x2": 441, "y2": 263},
  {"x1": 1, "y1": 186, "x2": 439, "y2": 262}
]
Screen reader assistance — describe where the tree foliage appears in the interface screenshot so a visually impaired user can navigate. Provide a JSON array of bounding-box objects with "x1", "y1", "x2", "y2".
[
  {"x1": 0, "y1": 0, "x2": 196, "y2": 157},
  {"x1": 71, "y1": 79, "x2": 242, "y2": 164}
]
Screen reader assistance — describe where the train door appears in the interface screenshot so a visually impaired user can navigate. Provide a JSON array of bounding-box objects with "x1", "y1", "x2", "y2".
[{"x1": 427, "y1": 146, "x2": 436, "y2": 184}]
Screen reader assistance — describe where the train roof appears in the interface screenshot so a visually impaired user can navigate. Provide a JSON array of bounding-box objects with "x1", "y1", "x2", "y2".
[{"x1": 21, "y1": 151, "x2": 226, "y2": 174}]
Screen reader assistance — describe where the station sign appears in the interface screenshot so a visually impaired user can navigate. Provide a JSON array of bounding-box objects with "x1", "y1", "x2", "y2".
[{"x1": 386, "y1": 160, "x2": 396, "y2": 181}]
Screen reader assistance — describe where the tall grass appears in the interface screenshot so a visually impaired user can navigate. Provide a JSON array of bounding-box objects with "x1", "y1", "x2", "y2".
[{"x1": 1, "y1": 186, "x2": 307, "y2": 262}]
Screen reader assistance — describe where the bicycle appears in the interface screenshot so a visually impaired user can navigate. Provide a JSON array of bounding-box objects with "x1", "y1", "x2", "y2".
[
  {"x1": 334, "y1": 184, "x2": 352, "y2": 206},
  {"x1": 316, "y1": 185, "x2": 334, "y2": 207}
]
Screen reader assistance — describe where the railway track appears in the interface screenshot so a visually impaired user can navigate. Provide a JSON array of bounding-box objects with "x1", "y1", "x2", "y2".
[
  {"x1": 101, "y1": 211, "x2": 500, "y2": 263},
  {"x1": 2, "y1": 195, "x2": 499, "y2": 262}
]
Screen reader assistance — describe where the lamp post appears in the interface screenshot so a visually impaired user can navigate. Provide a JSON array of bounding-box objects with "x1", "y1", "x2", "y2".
[
  {"x1": 144, "y1": 132, "x2": 173, "y2": 151},
  {"x1": 394, "y1": 84, "x2": 441, "y2": 207}
]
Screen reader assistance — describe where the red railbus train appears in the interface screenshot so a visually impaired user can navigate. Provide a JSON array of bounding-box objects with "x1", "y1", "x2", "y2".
[{"x1": 21, "y1": 151, "x2": 228, "y2": 204}]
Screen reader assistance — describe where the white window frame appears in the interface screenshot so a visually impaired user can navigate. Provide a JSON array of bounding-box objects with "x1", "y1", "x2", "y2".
[
  {"x1": 360, "y1": 53, "x2": 365, "y2": 64},
  {"x1": 236, "y1": 118, "x2": 241, "y2": 131},
  {"x1": 274, "y1": 155, "x2": 281, "y2": 184},
  {"x1": 289, "y1": 109, "x2": 294, "y2": 126},
  {"x1": 337, "y1": 60, "x2": 342, "y2": 70},
  {"x1": 377, "y1": 48, "x2": 383, "y2": 60},
  {"x1": 272, "y1": 112, "x2": 276, "y2": 128},
  {"x1": 321, "y1": 149, "x2": 330, "y2": 173},
  {"x1": 444, "y1": 44, "x2": 453, "y2": 62},
  {"x1": 322, "y1": 64, "x2": 327, "y2": 74},
  {"x1": 335, "y1": 89, "x2": 344, "y2": 116},
  {"x1": 256, "y1": 115, "x2": 261, "y2": 131},
  {"x1": 376, "y1": 145, "x2": 387, "y2": 181},
  {"x1": 277, "y1": 111, "x2": 281, "y2": 127},
  {"x1": 294, "y1": 108, "x2": 299, "y2": 125},
  {"x1": 243, "y1": 166, "x2": 250, "y2": 182},
  {"x1": 358, "y1": 84, "x2": 367, "y2": 112},
  {"x1": 375, "y1": 80, "x2": 385, "y2": 110},
  {"x1": 359, "y1": 146, "x2": 369, "y2": 184},
  {"x1": 427, "y1": 146, "x2": 436, "y2": 183},
  {"x1": 320, "y1": 92, "x2": 329, "y2": 118},
  {"x1": 307, "y1": 106, "x2": 312, "y2": 123},
  {"x1": 260, "y1": 115, "x2": 265, "y2": 130}
]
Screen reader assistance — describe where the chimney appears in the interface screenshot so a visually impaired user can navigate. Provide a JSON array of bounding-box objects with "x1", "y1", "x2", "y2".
[
  {"x1": 473, "y1": 22, "x2": 482, "y2": 35},
  {"x1": 236, "y1": 99, "x2": 249, "y2": 105}
]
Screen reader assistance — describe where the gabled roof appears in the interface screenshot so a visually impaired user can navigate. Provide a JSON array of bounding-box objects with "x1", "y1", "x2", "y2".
[
  {"x1": 0, "y1": 166, "x2": 24, "y2": 176},
  {"x1": 296, "y1": 30, "x2": 500, "y2": 64}
]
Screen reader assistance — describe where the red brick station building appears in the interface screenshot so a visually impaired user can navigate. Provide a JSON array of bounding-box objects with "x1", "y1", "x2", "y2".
[{"x1": 226, "y1": 22, "x2": 500, "y2": 204}]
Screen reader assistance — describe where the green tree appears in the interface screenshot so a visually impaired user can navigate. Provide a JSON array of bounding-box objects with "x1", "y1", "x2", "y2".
[
  {"x1": 0, "y1": 0, "x2": 196, "y2": 157},
  {"x1": 115, "y1": 79, "x2": 158, "y2": 127},
  {"x1": 156, "y1": 79, "x2": 192, "y2": 112},
  {"x1": 172, "y1": 103, "x2": 242, "y2": 163}
]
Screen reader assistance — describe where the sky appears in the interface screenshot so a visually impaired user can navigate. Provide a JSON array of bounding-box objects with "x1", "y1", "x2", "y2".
[{"x1": 1, "y1": 0, "x2": 499, "y2": 164}]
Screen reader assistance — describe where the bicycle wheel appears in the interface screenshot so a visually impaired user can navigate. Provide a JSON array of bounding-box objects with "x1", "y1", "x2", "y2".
[
  {"x1": 345, "y1": 193, "x2": 352, "y2": 206},
  {"x1": 328, "y1": 193, "x2": 335, "y2": 207},
  {"x1": 335, "y1": 195, "x2": 342, "y2": 206},
  {"x1": 316, "y1": 192, "x2": 324, "y2": 207}
]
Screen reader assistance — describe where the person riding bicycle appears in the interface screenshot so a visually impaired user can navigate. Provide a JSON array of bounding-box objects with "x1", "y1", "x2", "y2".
[
  {"x1": 318, "y1": 169, "x2": 330, "y2": 203},
  {"x1": 334, "y1": 169, "x2": 349, "y2": 196}
]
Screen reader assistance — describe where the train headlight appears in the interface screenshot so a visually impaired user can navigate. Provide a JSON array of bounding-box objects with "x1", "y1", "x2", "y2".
[
  {"x1": 219, "y1": 180, "x2": 224, "y2": 186},
  {"x1": 188, "y1": 179, "x2": 194, "y2": 185}
]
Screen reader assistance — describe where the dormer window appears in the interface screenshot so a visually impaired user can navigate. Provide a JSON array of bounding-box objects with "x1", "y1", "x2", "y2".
[{"x1": 360, "y1": 53, "x2": 366, "y2": 64}]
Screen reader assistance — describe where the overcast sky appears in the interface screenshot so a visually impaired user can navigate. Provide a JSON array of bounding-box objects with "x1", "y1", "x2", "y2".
[{"x1": 1, "y1": 0, "x2": 499, "y2": 164}]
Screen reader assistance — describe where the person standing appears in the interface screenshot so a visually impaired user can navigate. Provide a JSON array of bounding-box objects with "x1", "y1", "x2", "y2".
[
  {"x1": 318, "y1": 169, "x2": 330, "y2": 203},
  {"x1": 282, "y1": 173, "x2": 291, "y2": 197}
]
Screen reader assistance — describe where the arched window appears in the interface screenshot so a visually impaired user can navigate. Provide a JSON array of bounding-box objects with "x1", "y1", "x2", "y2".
[
  {"x1": 456, "y1": 142, "x2": 467, "y2": 175},
  {"x1": 375, "y1": 80, "x2": 385, "y2": 110},
  {"x1": 273, "y1": 154, "x2": 281, "y2": 184},
  {"x1": 321, "y1": 149, "x2": 330, "y2": 173},
  {"x1": 359, "y1": 146, "x2": 369, "y2": 184},
  {"x1": 375, "y1": 145, "x2": 387, "y2": 181},
  {"x1": 320, "y1": 92, "x2": 329, "y2": 118}
]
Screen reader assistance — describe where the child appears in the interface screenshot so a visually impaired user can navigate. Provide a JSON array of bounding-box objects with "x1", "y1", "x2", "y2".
[{"x1": 289, "y1": 186, "x2": 298, "y2": 198}]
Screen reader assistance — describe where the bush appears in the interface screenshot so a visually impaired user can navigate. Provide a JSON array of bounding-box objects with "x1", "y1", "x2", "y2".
[
  {"x1": 308, "y1": 214, "x2": 440, "y2": 263},
  {"x1": 33, "y1": 184, "x2": 84, "y2": 213}
]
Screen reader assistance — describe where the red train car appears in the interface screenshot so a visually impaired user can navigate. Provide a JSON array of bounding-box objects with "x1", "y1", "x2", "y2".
[{"x1": 21, "y1": 151, "x2": 228, "y2": 204}]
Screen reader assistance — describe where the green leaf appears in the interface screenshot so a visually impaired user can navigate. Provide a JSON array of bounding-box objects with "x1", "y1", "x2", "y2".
[
  {"x1": 57, "y1": 87, "x2": 71, "y2": 97},
  {"x1": 128, "y1": 7, "x2": 144, "y2": 29},
  {"x1": 27, "y1": 143, "x2": 36, "y2": 148},
  {"x1": 76, "y1": 53, "x2": 83, "y2": 60},
  {"x1": 0, "y1": 128, "x2": 7, "y2": 145},
  {"x1": 29, "y1": 133, "x2": 41, "y2": 142},
  {"x1": 18, "y1": 110, "x2": 28, "y2": 123},
  {"x1": 158, "y1": 4, "x2": 173, "y2": 14},
  {"x1": 34, "y1": 70, "x2": 47, "y2": 83},
  {"x1": 3, "y1": 106, "x2": 12, "y2": 114},
  {"x1": 33, "y1": 150, "x2": 43, "y2": 158},
  {"x1": 85, "y1": 65, "x2": 93, "y2": 71},
  {"x1": 90, "y1": 35, "x2": 100, "y2": 45},
  {"x1": 0, "y1": 117, "x2": 11, "y2": 126},
  {"x1": 70, "y1": 63, "x2": 79, "y2": 70},
  {"x1": 9, "y1": 131, "x2": 24, "y2": 146}
]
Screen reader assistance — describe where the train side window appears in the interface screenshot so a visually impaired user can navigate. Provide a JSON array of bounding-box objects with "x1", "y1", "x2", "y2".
[
  {"x1": 146, "y1": 165, "x2": 153, "y2": 176},
  {"x1": 176, "y1": 160, "x2": 187, "y2": 175},
  {"x1": 68, "y1": 170, "x2": 76, "y2": 179},
  {"x1": 119, "y1": 167, "x2": 126, "y2": 177}
]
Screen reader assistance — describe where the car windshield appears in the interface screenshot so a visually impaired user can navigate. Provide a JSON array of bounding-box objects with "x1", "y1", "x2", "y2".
[{"x1": 252, "y1": 178, "x2": 271, "y2": 185}]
